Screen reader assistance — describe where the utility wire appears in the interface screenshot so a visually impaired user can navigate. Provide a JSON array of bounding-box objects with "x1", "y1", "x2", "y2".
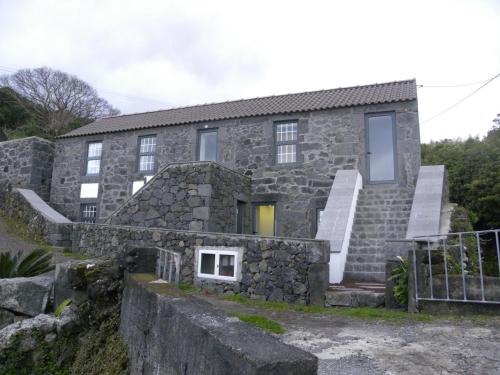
[
  {"x1": 421, "y1": 72, "x2": 500, "y2": 124},
  {"x1": 418, "y1": 78, "x2": 491, "y2": 88}
]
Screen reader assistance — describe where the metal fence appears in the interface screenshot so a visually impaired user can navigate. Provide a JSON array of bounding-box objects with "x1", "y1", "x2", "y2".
[
  {"x1": 412, "y1": 229, "x2": 500, "y2": 305},
  {"x1": 156, "y1": 248, "x2": 181, "y2": 284}
]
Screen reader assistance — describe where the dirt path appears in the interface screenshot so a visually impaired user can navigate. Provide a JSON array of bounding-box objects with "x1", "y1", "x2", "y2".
[{"x1": 203, "y1": 296, "x2": 500, "y2": 375}]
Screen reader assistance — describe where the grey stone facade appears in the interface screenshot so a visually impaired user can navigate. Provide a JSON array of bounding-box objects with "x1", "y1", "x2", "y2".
[
  {"x1": 50, "y1": 100, "x2": 420, "y2": 239},
  {"x1": 72, "y1": 223, "x2": 329, "y2": 304},
  {"x1": 106, "y1": 161, "x2": 251, "y2": 233},
  {"x1": 0, "y1": 137, "x2": 54, "y2": 201}
]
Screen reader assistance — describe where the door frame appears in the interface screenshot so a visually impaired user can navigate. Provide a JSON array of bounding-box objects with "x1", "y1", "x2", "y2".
[
  {"x1": 365, "y1": 112, "x2": 398, "y2": 184},
  {"x1": 252, "y1": 202, "x2": 276, "y2": 236}
]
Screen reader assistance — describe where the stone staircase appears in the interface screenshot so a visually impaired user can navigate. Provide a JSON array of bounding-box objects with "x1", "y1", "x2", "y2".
[{"x1": 343, "y1": 186, "x2": 414, "y2": 283}]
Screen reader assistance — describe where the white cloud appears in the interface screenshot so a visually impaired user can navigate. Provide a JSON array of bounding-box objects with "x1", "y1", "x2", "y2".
[{"x1": 0, "y1": 0, "x2": 499, "y2": 141}]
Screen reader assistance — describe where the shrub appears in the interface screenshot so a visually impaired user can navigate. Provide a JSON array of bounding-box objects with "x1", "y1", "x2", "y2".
[
  {"x1": 388, "y1": 256, "x2": 409, "y2": 306},
  {"x1": 0, "y1": 249, "x2": 54, "y2": 278}
]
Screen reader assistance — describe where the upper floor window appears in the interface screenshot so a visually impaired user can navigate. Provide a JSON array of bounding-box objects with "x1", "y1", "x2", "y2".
[
  {"x1": 86, "y1": 142, "x2": 102, "y2": 175},
  {"x1": 197, "y1": 129, "x2": 217, "y2": 161},
  {"x1": 138, "y1": 135, "x2": 156, "y2": 172},
  {"x1": 275, "y1": 121, "x2": 297, "y2": 164}
]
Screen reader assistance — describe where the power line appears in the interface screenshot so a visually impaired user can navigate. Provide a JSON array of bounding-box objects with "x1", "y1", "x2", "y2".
[
  {"x1": 418, "y1": 78, "x2": 491, "y2": 88},
  {"x1": 421, "y1": 72, "x2": 500, "y2": 124}
]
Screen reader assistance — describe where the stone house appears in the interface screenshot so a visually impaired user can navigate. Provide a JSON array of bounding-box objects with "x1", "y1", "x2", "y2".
[{"x1": 50, "y1": 79, "x2": 420, "y2": 237}]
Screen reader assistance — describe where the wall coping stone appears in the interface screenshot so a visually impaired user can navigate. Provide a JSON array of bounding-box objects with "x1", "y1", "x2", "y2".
[{"x1": 16, "y1": 188, "x2": 71, "y2": 224}]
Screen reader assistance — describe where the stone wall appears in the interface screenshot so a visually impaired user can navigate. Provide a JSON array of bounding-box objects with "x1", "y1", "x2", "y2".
[
  {"x1": 120, "y1": 273, "x2": 318, "y2": 375},
  {"x1": 105, "y1": 162, "x2": 251, "y2": 233},
  {"x1": 51, "y1": 100, "x2": 421, "y2": 238},
  {"x1": 0, "y1": 137, "x2": 54, "y2": 201},
  {"x1": 0, "y1": 185, "x2": 72, "y2": 247},
  {"x1": 72, "y1": 223, "x2": 329, "y2": 304}
]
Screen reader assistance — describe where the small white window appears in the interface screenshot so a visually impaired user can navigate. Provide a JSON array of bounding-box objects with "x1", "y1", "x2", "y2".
[
  {"x1": 132, "y1": 180, "x2": 145, "y2": 195},
  {"x1": 80, "y1": 183, "x2": 99, "y2": 198},
  {"x1": 197, "y1": 248, "x2": 239, "y2": 281}
]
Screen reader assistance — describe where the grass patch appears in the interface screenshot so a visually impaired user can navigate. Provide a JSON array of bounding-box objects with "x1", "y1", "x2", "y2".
[
  {"x1": 178, "y1": 282, "x2": 198, "y2": 294},
  {"x1": 232, "y1": 312, "x2": 285, "y2": 334},
  {"x1": 130, "y1": 273, "x2": 186, "y2": 297},
  {"x1": 223, "y1": 294, "x2": 434, "y2": 323},
  {"x1": 62, "y1": 251, "x2": 90, "y2": 260},
  {"x1": 0, "y1": 212, "x2": 54, "y2": 252}
]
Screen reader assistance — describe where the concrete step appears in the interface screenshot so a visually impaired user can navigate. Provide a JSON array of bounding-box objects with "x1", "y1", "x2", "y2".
[
  {"x1": 343, "y1": 271, "x2": 386, "y2": 283},
  {"x1": 346, "y1": 254, "x2": 387, "y2": 263},
  {"x1": 351, "y1": 224, "x2": 408, "y2": 232},
  {"x1": 325, "y1": 289, "x2": 385, "y2": 308},
  {"x1": 344, "y1": 262, "x2": 386, "y2": 273},
  {"x1": 353, "y1": 218, "x2": 409, "y2": 225},
  {"x1": 355, "y1": 211, "x2": 411, "y2": 219}
]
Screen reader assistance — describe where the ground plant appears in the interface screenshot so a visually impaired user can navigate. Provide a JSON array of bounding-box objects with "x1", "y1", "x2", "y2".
[
  {"x1": 388, "y1": 256, "x2": 409, "y2": 306},
  {"x1": 0, "y1": 249, "x2": 53, "y2": 278}
]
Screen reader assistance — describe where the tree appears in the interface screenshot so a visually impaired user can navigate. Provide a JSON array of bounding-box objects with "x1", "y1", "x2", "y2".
[
  {"x1": 0, "y1": 67, "x2": 119, "y2": 137},
  {"x1": 422, "y1": 117, "x2": 500, "y2": 230},
  {"x1": 0, "y1": 87, "x2": 32, "y2": 140}
]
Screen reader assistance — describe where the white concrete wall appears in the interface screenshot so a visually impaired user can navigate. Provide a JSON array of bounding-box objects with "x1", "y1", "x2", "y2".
[
  {"x1": 316, "y1": 170, "x2": 362, "y2": 284},
  {"x1": 406, "y1": 165, "x2": 446, "y2": 240}
]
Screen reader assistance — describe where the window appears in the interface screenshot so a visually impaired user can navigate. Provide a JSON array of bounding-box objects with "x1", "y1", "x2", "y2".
[
  {"x1": 275, "y1": 121, "x2": 297, "y2": 164},
  {"x1": 138, "y1": 136, "x2": 156, "y2": 172},
  {"x1": 132, "y1": 175, "x2": 154, "y2": 195},
  {"x1": 197, "y1": 248, "x2": 239, "y2": 281},
  {"x1": 253, "y1": 203, "x2": 275, "y2": 236},
  {"x1": 197, "y1": 129, "x2": 217, "y2": 161},
  {"x1": 86, "y1": 142, "x2": 102, "y2": 175},
  {"x1": 80, "y1": 183, "x2": 99, "y2": 198},
  {"x1": 81, "y1": 204, "x2": 97, "y2": 223}
]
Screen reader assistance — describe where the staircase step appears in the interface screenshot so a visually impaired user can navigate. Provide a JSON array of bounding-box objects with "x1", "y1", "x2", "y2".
[
  {"x1": 346, "y1": 254, "x2": 387, "y2": 263},
  {"x1": 344, "y1": 262, "x2": 386, "y2": 273},
  {"x1": 343, "y1": 271, "x2": 386, "y2": 283},
  {"x1": 325, "y1": 289, "x2": 385, "y2": 308}
]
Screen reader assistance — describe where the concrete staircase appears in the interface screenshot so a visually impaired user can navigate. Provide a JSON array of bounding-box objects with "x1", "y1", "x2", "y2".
[{"x1": 343, "y1": 186, "x2": 414, "y2": 283}]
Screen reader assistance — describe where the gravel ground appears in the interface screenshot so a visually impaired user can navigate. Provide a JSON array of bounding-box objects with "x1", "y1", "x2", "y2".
[{"x1": 204, "y1": 297, "x2": 500, "y2": 375}]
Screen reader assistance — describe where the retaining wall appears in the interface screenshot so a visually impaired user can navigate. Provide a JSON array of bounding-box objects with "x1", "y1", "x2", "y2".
[
  {"x1": 120, "y1": 273, "x2": 318, "y2": 375},
  {"x1": 72, "y1": 223, "x2": 329, "y2": 304}
]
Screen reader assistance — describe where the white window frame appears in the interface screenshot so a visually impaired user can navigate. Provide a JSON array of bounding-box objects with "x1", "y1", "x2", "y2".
[
  {"x1": 197, "y1": 248, "x2": 239, "y2": 281},
  {"x1": 131, "y1": 175, "x2": 154, "y2": 195}
]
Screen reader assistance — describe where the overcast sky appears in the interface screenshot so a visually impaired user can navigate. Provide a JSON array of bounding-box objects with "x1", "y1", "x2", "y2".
[{"x1": 0, "y1": 0, "x2": 499, "y2": 142}]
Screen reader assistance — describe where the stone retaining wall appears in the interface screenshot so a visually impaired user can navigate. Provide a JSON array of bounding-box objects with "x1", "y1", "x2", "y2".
[
  {"x1": 120, "y1": 273, "x2": 318, "y2": 375},
  {"x1": 0, "y1": 185, "x2": 72, "y2": 247},
  {"x1": 0, "y1": 137, "x2": 54, "y2": 201},
  {"x1": 106, "y1": 162, "x2": 251, "y2": 233},
  {"x1": 72, "y1": 223, "x2": 329, "y2": 304}
]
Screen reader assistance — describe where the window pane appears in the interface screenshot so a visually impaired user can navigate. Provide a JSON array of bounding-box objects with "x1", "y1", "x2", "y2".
[
  {"x1": 80, "y1": 183, "x2": 99, "y2": 198},
  {"x1": 88, "y1": 142, "x2": 102, "y2": 158},
  {"x1": 86, "y1": 159, "x2": 100, "y2": 175},
  {"x1": 81, "y1": 204, "x2": 97, "y2": 223},
  {"x1": 277, "y1": 144, "x2": 296, "y2": 164},
  {"x1": 254, "y1": 204, "x2": 275, "y2": 236},
  {"x1": 199, "y1": 131, "x2": 217, "y2": 161},
  {"x1": 219, "y1": 255, "x2": 235, "y2": 277},
  {"x1": 139, "y1": 155, "x2": 154, "y2": 171},
  {"x1": 367, "y1": 115, "x2": 395, "y2": 182},
  {"x1": 200, "y1": 253, "x2": 216, "y2": 274},
  {"x1": 276, "y1": 122, "x2": 297, "y2": 142},
  {"x1": 140, "y1": 136, "x2": 156, "y2": 154}
]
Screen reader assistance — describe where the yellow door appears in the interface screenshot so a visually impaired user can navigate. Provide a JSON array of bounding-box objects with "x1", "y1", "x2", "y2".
[{"x1": 254, "y1": 204, "x2": 275, "y2": 236}]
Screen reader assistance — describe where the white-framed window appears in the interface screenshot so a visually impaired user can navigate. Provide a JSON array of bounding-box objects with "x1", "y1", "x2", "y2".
[
  {"x1": 80, "y1": 204, "x2": 97, "y2": 223},
  {"x1": 275, "y1": 121, "x2": 298, "y2": 164},
  {"x1": 138, "y1": 135, "x2": 156, "y2": 172},
  {"x1": 197, "y1": 248, "x2": 239, "y2": 281},
  {"x1": 131, "y1": 175, "x2": 154, "y2": 195},
  {"x1": 80, "y1": 183, "x2": 99, "y2": 198},
  {"x1": 86, "y1": 141, "x2": 102, "y2": 175}
]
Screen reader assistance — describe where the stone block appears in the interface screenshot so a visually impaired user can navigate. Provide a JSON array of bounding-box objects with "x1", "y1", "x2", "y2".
[
  {"x1": 192, "y1": 206, "x2": 209, "y2": 220},
  {"x1": 0, "y1": 275, "x2": 54, "y2": 317}
]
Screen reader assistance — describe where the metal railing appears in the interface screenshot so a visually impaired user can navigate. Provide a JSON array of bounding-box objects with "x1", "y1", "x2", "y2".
[
  {"x1": 156, "y1": 248, "x2": 181, "y2": 284},
  {"x1": 412, "y1": 229, "x2": 500, "y2": 305}
]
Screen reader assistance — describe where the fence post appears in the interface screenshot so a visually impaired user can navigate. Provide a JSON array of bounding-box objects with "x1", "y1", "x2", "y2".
[{"x1": 408, "y1": 246, "x2": 418, "y2": 313}]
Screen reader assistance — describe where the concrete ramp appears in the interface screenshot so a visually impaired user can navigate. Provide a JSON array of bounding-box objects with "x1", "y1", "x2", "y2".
[
  {"x1": 16, "y1": 189, "x2": 71, "y2": 224},
  {"x1": 406, "y1": 165, "x2": 447, "y2": 240},
  {"x1": 316, "y1": 170, "x2": 362, "y2": 284}
]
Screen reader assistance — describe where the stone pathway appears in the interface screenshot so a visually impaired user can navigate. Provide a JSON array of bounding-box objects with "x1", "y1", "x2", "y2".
[{"x1": 204, "y1": 297, "x2": 500, "y2": 374}]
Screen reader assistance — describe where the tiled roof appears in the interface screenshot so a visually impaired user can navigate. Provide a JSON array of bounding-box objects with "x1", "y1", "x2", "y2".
[{"x1": 60, "y1": 79, "x2": 417, "y2": 138}]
